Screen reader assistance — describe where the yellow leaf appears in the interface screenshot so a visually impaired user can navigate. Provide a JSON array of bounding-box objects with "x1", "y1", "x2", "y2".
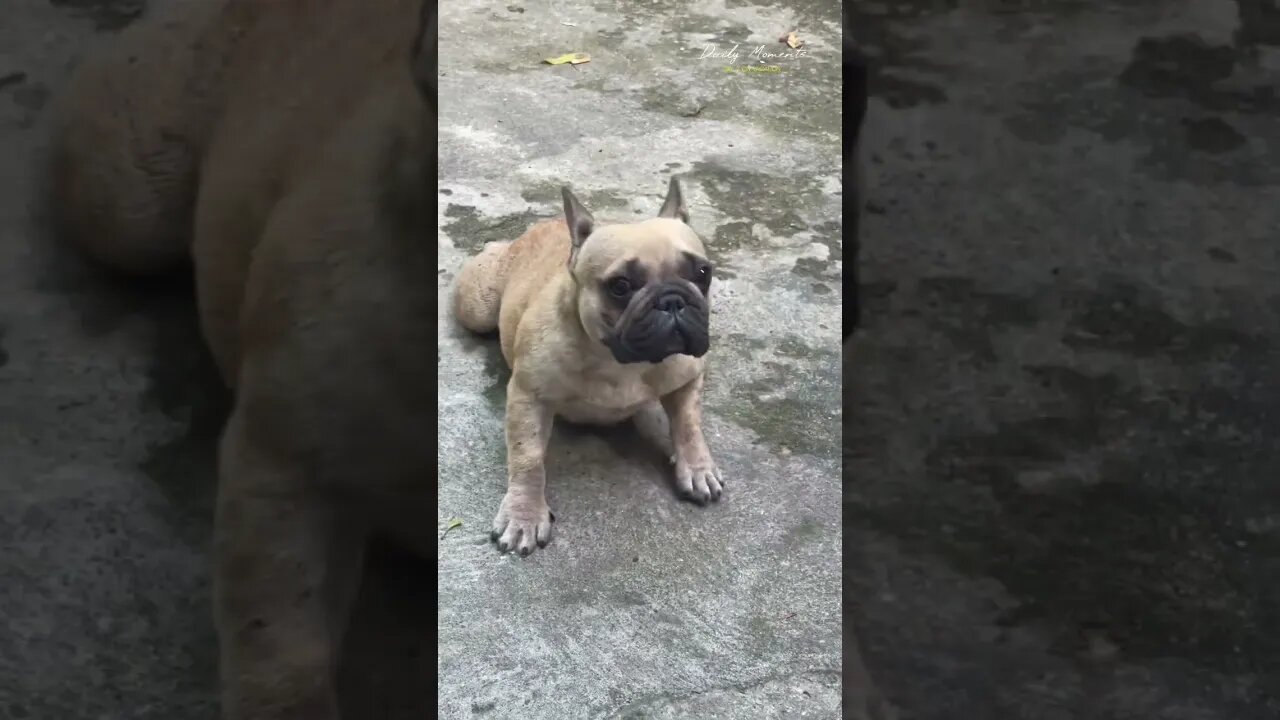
[
  {"x1": 784, "y1": 31, "x2": 803, "y2": 49},
  {"x1": 440, "y1": 516, "x2": 464, "y2": 540},
  {"x1": 544, "y1": 52, "x2": 590, "y2": 66}
]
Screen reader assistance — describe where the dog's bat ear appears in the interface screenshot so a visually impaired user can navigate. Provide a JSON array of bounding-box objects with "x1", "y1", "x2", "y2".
[
  {"x1": 657, "y1": 176, "x2": 689, "y2": 224},
  {"x1": 562, "y1": 186, "x2": 596, "y2": 267},
  {"x1": 410, "y1": 0, "x2": 437, "y2": 111}
]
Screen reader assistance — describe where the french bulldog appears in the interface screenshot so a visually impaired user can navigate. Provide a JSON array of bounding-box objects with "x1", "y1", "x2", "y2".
[
  {"x1": 453, "y1": 178, "x2": 723, "y2": 556},
  {"x1": 52, "y1": 0, "x2": 436, "y2": 717}
]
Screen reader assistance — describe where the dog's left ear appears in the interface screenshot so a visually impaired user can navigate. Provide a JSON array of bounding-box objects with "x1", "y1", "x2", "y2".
[
  {"x1": 410, "y1": 1, "x2": 437, "y2": 112},
  {"x1": 657, "y1": 176, "x2": 689, "y2": 224},
  {"x1": 562, "y1": 186, "x2": 596, "y2": 268}
]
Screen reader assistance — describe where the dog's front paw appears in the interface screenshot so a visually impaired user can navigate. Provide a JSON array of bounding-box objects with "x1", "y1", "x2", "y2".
[
  {"x1": 673, "y1": 459, "x2": 724, "y2": 505},
  {"x1": 490, "y1": 491, "x2": 554, "y2": 556}
]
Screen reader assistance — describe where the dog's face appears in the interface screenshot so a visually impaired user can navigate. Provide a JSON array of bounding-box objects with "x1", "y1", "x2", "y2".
[{"x1": 563, "y1": 178, "x2": 713, "y2": 364}]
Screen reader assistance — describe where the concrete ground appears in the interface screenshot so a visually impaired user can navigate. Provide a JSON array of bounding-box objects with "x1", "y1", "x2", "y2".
[
  {"x1": 0, "y1": 0, "x2": 843, "y2": 719},
  {"x1": 851, "y1": 1, "x2": 1280, "y2": 719},
  {"x1": 437, "y1": 0, "x2": 842, "y2": 718}
]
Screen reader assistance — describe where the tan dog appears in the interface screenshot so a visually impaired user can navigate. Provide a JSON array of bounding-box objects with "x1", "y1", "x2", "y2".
[
  {"x1": 52, "y1": 1, "x2": 436, "y2": 718},
  {"x1": 454, "y1": 179, "x2": 724, "y2": 556}
]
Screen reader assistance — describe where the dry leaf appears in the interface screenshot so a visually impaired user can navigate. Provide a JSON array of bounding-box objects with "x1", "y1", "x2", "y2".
[
  {"x1": 544, "y1": 52, "x2": 591, "y2": 66},
  {"x1": 781, "y1": 30, "x2": 803, "y2": 49},
  {"x1": 440, "y1": 516, "x2": 464, "y2": 539}
]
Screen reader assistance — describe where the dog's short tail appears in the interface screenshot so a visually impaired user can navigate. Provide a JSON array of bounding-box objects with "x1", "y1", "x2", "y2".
[{"x1": 453, "y1": 241, "x2": 513, "y2": 333}]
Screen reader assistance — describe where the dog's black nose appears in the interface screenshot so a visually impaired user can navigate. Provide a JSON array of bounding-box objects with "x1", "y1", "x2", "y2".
[{"x1": 657, "y1": 292, "x2": 686, "y2": 313}]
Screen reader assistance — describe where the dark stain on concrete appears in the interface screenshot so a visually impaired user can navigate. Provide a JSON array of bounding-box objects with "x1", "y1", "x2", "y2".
[
  {"x1": 441, "y1": 204, "x2": 543, "y2": 253},
  {"x1": 875, "y1": 73, "x2": 948, "y2": 109},
  {"x1": 1064, "y1": 280, "x2": 1268, "y2": 360},
  {"x1": 1233, "y1": 0, "x2": 1280, "y2": 48},
  {"x1": 783, "y1": 515, "x2": 823, "y2": 547},
  {"x1": 713, "y1": 220, "x2": 753, "y2": 250},
  {"x1": 810, "y1": 220, "x2": 843, "y2": 262},
  {"x1": 722, "y1": 358, "x2": 839, "y2": 457},
  {"x1": 1117, "y1": 32, "x2": 1278, "y2": 116},
  {"x1": 859, "y1": 279, "x2": 898, "y2": 316},
  {"x1": 3, "y1": 76, "x2": 51, "y2": 129},
  {"x1": 1208, "y1": 246, "x2": 1238, "y2": 263},
  {"x1": 1001, "y1": 31, "x2": 1278, "y2": 185},
  {"x1": 865, "y1": 0, "x2": 1274, "y2": 187},
  {"x1": 686, "y1": 161, "x2": 825, "y2": 247},
  {"x1": 10, "y1": 82, "x2": 49, "y2": 113},
  {"x1": 1119, "y1": 35, "x2": 1237, "y2": 106},
  {"x1": 791, "y1": 256, "x2": 837, "y2": 281},
  {"x1": 1184, "y1": 116, "x2": 1247, "y2": 154},
  {"x1": 520, "y1": 183, "x2": 627, "y2": 212},
  {"x1": 0, "y1": 72, "x2": 27, "y2": 91},
  {"x1": 48, "y1": 0, "x2": 146, "y2": 31},
  {"x1": 915, "y1": 276, "x2": 1040, "y2": 362}
]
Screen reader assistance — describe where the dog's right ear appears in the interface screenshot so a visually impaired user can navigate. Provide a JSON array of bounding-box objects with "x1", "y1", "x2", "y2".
[
  {"x1": 562, "y1": 186, "x2": 596, "y2": 268},
  {"x1": 410, "y1": 1, "x2": 437, "y2": 112},
  {"x1": 657, "y1": 176, "x2": 689, "y2": 224}
]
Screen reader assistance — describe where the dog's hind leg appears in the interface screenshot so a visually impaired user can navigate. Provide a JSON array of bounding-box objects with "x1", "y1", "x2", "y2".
[
  {"x1": 50, "y1": 2, "x2": 229, "y2": 275},
  {"x1": 453, "y1": 240, "x2": 512, "y2": 333}
]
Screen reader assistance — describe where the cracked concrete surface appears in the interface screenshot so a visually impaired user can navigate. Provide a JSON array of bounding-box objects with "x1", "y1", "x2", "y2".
[
  {"x1": 437, "y1": 0, "x2": 842, "y2": 718},
  {"x1": 851, "y1": 1, "x2": 1280, "y2": 718}
]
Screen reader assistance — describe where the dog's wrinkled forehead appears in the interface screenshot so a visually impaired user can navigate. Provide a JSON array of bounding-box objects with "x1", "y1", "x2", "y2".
[{"x1": 577, "y1": 218, "x2": 706, "y2": 277}]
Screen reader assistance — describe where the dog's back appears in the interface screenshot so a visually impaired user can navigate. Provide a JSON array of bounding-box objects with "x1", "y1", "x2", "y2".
[{"x1": 53, "y1": 0, "x2": 425, "y2": 383}]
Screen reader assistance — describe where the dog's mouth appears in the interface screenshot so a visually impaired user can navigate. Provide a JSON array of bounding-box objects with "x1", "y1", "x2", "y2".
[
  {"x1": 605, "y1": 292, "x2": 710, "y2": 364},
  {"x1": 606, "y1": 331, "x2": 707, "y2": 364}
]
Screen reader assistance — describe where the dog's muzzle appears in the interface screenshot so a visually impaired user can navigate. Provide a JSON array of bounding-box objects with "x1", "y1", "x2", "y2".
[{"x1": 607, "y1": 283, "x2": 710, "y2": 364}]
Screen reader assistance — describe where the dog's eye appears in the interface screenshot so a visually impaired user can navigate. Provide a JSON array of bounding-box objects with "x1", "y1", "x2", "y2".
[
  {"x1": 697, "y1": 264, "x2": 713, "y2": 282},
  {"x1": 607, "y1": 277, "x2": 632, "y2": 297}
]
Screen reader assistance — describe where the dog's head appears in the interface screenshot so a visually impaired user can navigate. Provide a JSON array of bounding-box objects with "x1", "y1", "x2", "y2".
[{"x1": 563, "y1": 178, "x2": 713, "y2": 365}]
